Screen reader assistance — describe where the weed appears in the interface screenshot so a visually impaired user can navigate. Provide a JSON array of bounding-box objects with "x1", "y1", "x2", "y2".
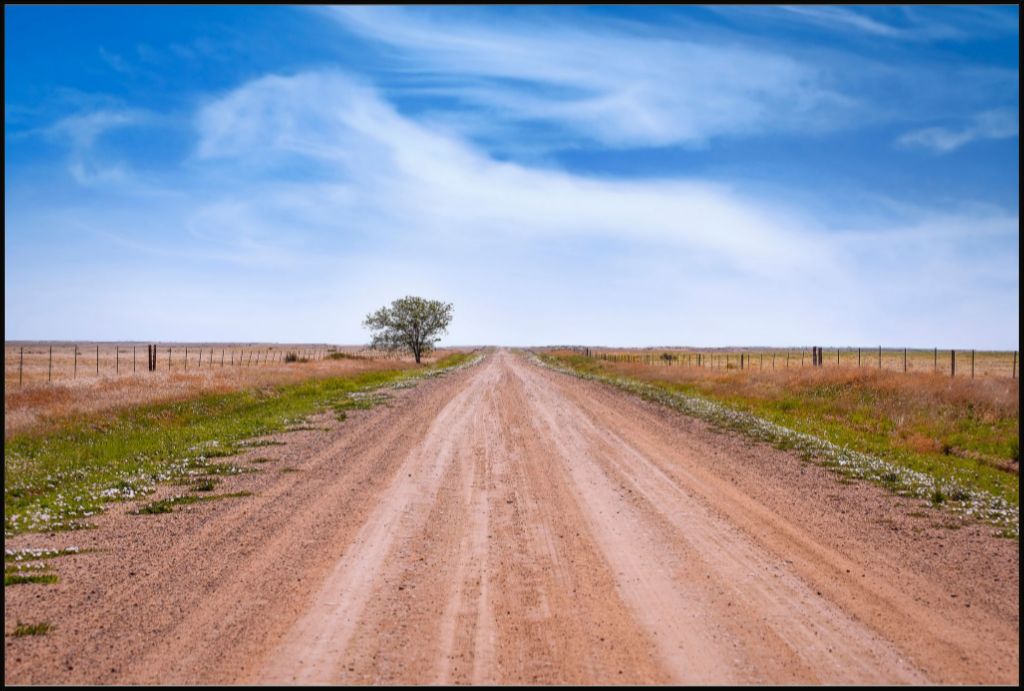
[
  {"x1": 4, "y1": 572, "x2": 58, "y2": 586},
  {"x1": 5, "y1": 547, "x2": 82, "y2": 562},
  {"x1": 190, "y1": 478, "x2": 219, "y2": 492},
  {"x1": 134, "y1": 491, "x2": 252, "y2": 515},
  {"x1": 239, "y1": 439, "x2": 285, "y2": 448},
  {"x1": 10, "y1": 621, "x2": 52, "y2": 637}
]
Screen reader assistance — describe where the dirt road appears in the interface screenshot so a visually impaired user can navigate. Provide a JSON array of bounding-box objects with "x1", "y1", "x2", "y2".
[{"x1": 4, "y1": 350, "x2": 1018, "y2": 684}]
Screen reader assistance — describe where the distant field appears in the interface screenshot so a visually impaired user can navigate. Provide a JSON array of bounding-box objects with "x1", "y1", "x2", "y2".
[
  {"x1": 541, "y1": 348, "x2": 1019, "y2": 510},
  {"x1": 4, "y1": 342, "x2": 403, "y2": 388},
  {"x1": 579, "y1": 346, "x2": 1018, "y2": 378},
  {"x1": 3, "y1": 342, "x2": 461, "y2": 437}
]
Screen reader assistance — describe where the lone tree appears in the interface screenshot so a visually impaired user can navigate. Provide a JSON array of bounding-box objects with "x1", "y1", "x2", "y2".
[{"x1": 363, "y1": 296, "x2": 453, "y2": 364}]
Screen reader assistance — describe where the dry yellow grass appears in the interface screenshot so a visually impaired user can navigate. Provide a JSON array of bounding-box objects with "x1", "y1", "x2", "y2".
[
  {"x1": 4, "y1": 343, "x2": 460, "y2": 437},
  {"x1": 545, "y1": 348, "x2": 1019, "y2": 475},
  {"x1": 585, "y1": 346, "x2": 1018, "y2": 378}
]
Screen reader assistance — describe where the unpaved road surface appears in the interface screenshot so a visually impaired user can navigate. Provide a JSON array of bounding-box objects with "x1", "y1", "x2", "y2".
[{"x1": 4, "y1": 350, "x2": 1018, "y2": 684}]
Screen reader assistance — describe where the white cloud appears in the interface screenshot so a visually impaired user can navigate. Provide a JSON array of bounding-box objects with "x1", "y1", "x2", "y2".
[
  {"x1": 896, "y1": 109, "x2": 1018, "y2": 153},
  {"x1": 185, "y1": 70, "x2": 1019, "y2": 346},
  {"x1": 44, "y1": 108, "x2": 147, "y2": 149},
  {"x1": 193, "y1": 71, "x2": 835, "y2": 277},
  {"x1": 40, "y1": 108, "x2": 153, "y2": 187},
  {"x1": 7, "y1": 69, "x2": 1016, "y2": 347},
  {"x1": 323, "y1": 7, "x2": 845, "y2": 148},
  {"x1": 770, "y1": 6, "x2": 1017, "y2": 42}
]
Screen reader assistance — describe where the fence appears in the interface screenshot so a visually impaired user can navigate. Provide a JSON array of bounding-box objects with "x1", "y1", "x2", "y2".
[
  {"x1": 3, "y1": 343, "x2": 394, "y2": 388},
  {"x1": 571, "y1": 346, "x2": 1019, "y2": 379}
]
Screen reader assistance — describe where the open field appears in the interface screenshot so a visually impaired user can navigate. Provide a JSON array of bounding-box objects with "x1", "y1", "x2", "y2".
[
  {"x1": 4, "y1": 351, "x2": 479, "y2": 535},
  {"x1": 579, "y1": 346, "x2": 1019, "y2": 378},
  {"x1": 4, "y1": 341, "x2": 408, "y2": 388},
  {"x1": 540, "y1": 349, "x2": 1019, "y2": 512},
  {"x1": 3, "y1": 342, "x2": 464, "y2": 437},
  {"x1": 3, "y1": 350, "x2": 1018, "y2": 684}
]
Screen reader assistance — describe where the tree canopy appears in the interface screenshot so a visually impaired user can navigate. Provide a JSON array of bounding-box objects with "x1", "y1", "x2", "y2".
[{"x1": 363, "y1": 296, "x2": 454, "y2": 364}]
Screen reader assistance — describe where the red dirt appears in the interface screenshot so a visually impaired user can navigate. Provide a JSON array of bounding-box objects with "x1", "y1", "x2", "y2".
[{"x1": 4, "y1": 350, "x2": 1018, "y2": 684}]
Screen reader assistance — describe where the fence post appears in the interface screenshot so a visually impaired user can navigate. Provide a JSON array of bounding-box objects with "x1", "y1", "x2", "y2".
[
  {"x1": 74, "y1": 346, "x2": 78, "y2": 379},
  {"x1": 903, "y1": 348, "x2": 907, "y2": 373},
  {"x1": 97, "y1": 344, "x2": 100, "y2": 376},
  {"x1": 116, "y1": 346, "x2": 119, "y2": 375},
  {"x1": 48, "y1": 345, "x2": 52, "y2": 383},
  {"x1": 133, "y1": 345, "x2": 136, "y2": 373},
  {"x1": 933, "y1": 347, "x2": 937, "y2": 373},
  {"x1": 168, "y1": 347, "x2": 171, "y2": 370},
  {"x1": 971, "y1": 350, "x2": 975, "y2": 378},
  {"x1": 858, "y1": 347, "x2": 861, "y2": 368},
  {"x1": 19, "y1": 347, "x2": 23, "y2": 387},
  {"x1": 1014, "y1": 351, "x2": 1018, "y2": 379},
  {"x1": 951, "y1": 350, "x2": 956, "y2": 378},
  {"x1": 185, "y1": 347, "x2": 188, "y2": 371},
  {"x1": 878, "y1": 346, "x2": 881, "y2": 369}
]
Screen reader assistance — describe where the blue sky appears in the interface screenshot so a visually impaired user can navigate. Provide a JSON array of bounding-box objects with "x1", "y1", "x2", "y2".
[{"x1": 4, "y1": 5, "x2": 1019, "y2": 347}]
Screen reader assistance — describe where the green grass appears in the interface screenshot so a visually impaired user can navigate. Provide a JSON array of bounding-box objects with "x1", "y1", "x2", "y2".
[
  {"x1": 5, "y1": 352, "x2": 477, "y2": 535},
  {"x1": 10, "y1": 621, "x2": 53, "y2": 637},
  {"x1": 650, "y1": 378, "x2": 1017, "y2": 507},
  {"x1": 543, "y1": 353, "x2": 1018, "y2": 507},
  {"x1": 134, "y1": 491, "x2": 253, "y2": 515},
  {"x1": 5, "y1": 547, "x2": 86, "y2": 562},
  {"x1": 539, "y1": 352, "x2": 1018, "y2": 536},
  {"x1": 189, "y1": 477, "x2": 220, "y2": 492},
  {"x1": 4, "y1": 572, "x2": 58, "y2": 586}
]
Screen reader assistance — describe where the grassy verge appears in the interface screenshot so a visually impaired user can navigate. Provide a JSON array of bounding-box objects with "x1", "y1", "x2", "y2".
[
  {"x1": 537, "y1": 352, "x2": 1018, "y2": 538},
  {"x1": 5, "y1": 352, "x2": 479, "y2": 536},
  {"x1": 133, "y1": 491, "x2": 253, "y2": 515}
]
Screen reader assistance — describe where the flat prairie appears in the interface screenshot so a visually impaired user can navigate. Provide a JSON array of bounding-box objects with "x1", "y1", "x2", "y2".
[
  {"x1": 3, "y1": 343, "x2": 457, "y2": 436},
  {"x1": 3, "y1": 350, "x2": 1018, "y2": 684}
]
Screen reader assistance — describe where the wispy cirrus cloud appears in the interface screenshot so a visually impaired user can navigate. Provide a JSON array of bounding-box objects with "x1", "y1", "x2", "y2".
[
  {"x1": 193, "y1": 71, "x2": 835, "y2": 276},
  {"x1": 38, "y1": 108, "x2": 151, "y2": 186},
  {"x1": 181, "y1": 70, "x2": 1017, "y2": 345},
  {"x1": 771, "y1": 5, "x2": 1017, "y2": 42},
  {"x1": 323, "y1": 7, "x2": 847, "y2": 148},
  {"x1": 896, "y1": 109, "x2": 1018, "y2": 153},
  {"x1": 4, "y1": 6, "x2": 1017, "y2": 346}
]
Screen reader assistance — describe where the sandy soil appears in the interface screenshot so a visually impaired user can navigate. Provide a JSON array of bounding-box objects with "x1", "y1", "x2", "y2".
[{"x1": 4, "y1": 350, "x2": 1018, "y2": 684}]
